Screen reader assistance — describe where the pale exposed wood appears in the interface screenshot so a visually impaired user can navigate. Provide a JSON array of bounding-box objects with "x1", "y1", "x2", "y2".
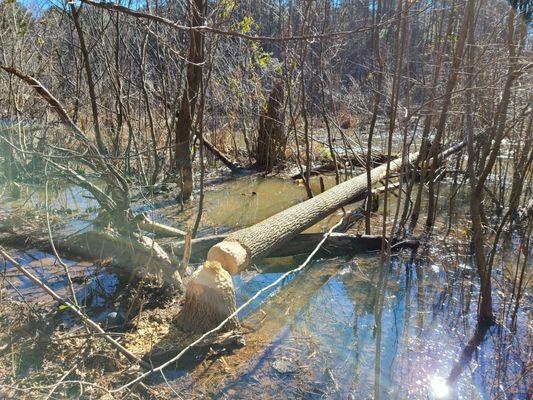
[
  {"x1": 174, "y1": 261, "x2": 240, "y2": 333},
  {"x1": 172, "y1": 259, "x2": 342, "y2": 395},
  {"x1": 207, "y1": 240, "x2": 250, "y2": 275},
  {"x1": 134, "y1": 212, "x2": 186, "y2": 237}
]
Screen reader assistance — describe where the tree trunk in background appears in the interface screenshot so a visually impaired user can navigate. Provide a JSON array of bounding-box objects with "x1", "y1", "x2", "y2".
[
  {"x1": 1, "y1": 132, "x2": 14, "y2": 182},
  {"x1": 465, "y1": 5, "x2": 523, "y2": 324},
  {"x1": 424, "y1": 0, "x2": 475, "y2": 229},
  {"x1": 365, "y1": 0, "x2": 383, "y2": 235},
  {"x1": 174, "y1": 0, "x2": 205, "y2": 200},
  {"x1": 255, "y1": 80, "x2": 286, "y2": 172},
  {"x1": 69, "y1": 4, "x2": 107, "y2": 156}
]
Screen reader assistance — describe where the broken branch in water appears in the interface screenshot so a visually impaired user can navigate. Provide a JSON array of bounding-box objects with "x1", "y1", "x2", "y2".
[{"x1": 133, "y1": 212, "x2": 187, "y2": 237}]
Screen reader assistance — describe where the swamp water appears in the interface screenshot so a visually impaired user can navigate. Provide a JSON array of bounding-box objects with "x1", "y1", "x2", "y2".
[{"x1": 0, "y1": 176, "x2": 530, "y2": 399}]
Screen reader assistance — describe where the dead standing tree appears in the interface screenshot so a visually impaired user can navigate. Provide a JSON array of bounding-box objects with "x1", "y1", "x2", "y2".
[
  {"x1": 174, "y1": 0, "x2": 205, "y2": 201},
  {"x1": 255, "y1": 80, "x2": 286, "y2": 172}
]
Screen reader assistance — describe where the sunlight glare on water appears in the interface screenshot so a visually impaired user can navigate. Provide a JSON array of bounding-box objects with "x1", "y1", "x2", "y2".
[{"x1": 429, "y1": 375, "x2": 451, "y2": 399}]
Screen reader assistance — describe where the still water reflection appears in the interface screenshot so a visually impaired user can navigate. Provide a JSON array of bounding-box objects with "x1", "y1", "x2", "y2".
[
  {"x1": 1, "y1": 176, "x2": 530, "y2": 399},
  {"x1": 224, "y1": 241, "x2": 530, "y2": 399}
]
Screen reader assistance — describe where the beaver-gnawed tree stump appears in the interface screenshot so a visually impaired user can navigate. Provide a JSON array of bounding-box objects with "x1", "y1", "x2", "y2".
[{"x1": 175, "y1": 261, "x2": 240, "y2": 333}]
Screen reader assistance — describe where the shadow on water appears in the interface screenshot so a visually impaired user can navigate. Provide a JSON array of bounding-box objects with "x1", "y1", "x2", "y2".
[
  {"x1": 447, "y1": 321, "x2": 493, "y2": 385},
  {"x1": 212, "y1": 241, "x2": 530, "y2": 399}
]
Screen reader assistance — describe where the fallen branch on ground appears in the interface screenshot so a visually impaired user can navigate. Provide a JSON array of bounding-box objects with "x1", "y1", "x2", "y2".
[
  {"x1": 200, "y1": 136, "x2": 243, "y2": 173},
  {"x1": 0, "y1": 246, "x2": 149, "y2": 368}
]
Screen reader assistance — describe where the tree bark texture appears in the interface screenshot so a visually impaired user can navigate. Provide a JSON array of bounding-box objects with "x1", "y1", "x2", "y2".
[
  {"x1": 256, "y1": 80, "x2": 286, "y2": 172},
  {"x1": 174, "y1": 0, "x2": 205, "y2": 200}
]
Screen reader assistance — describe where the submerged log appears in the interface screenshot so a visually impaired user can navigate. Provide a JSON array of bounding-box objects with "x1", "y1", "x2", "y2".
[
  {"x1": 165, "y1": 232, "x2": 418, "y2": 260},
  {"x1": 0, "y1": 217, "x2": 183, "y2": 290},
  {"x1": 264, "y1": 233, "x2": 419, "y2": 258},
  {"x1": 64, "y1": 230, "x2": 184, "y2": 289}
]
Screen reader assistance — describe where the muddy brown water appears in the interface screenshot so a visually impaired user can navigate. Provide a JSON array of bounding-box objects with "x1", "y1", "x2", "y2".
[{"x1": 0, "y1": 176, "x2": 531, "y2": 399}]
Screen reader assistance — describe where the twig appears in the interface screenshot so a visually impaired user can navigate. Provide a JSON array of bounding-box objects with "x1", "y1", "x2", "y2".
[
  {"x1": 60, "y1": 332, "x2": 126, "y2": 340},
  {"x1": 43, "y1": 365, "x2": 77, "y2": 400},
  {"x1": 80, "y1": 0, "x2": 403, "y2": 43},
  {"x1": 44, "y1": 180, "x2": 79, "y2": 307},
  {"x1": 3, "y1": 380, "x2": 111, "y2": 395}
]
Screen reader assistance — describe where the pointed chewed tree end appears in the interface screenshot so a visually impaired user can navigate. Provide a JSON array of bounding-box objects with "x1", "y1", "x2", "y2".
[{"x1": 174, "y1": 261, "x2": 240, "y2": 334}]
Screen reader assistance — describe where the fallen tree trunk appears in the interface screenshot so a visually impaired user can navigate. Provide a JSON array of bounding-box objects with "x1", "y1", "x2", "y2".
[
  {"x1": 201, "y1": 135, "x2": 243, "y2": 173},
  {"x1": 64, "y1": 230, "x2": 183, "y2": 288},
  {"x1": 207, "y1": 151, "x2": 420, "y2": 274},
  {"x1": 163, "y1": 206, "x2": 364, "y2": 258},
  {"x1": 290, "y1": 152, "x2": 395, "y2": 179},
  {"x1": 0, "y1": 218, "x2": 183, "y2": 290},
  {"x1": 175, "y1": 142, "x2": 465, "y2": 346},
  {"x1": 208, "y1": 139, "x2": 468, "y2": 275},
  {"x1": 175, "y1": 155, "x2": 416, "y2": 330}
]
